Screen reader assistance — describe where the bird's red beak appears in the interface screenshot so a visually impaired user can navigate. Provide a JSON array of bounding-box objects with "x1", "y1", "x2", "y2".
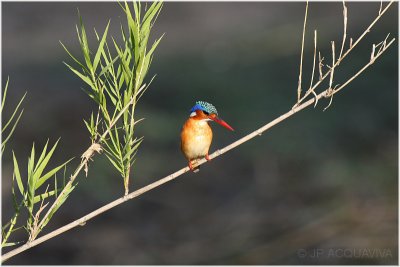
[{"x1": 210, "y1": 116, "x2": 234, "y2": 131}]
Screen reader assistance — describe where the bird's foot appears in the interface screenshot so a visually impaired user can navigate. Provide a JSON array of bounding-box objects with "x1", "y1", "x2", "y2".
[
  {"x1": 188, "y1": 160, "x2": 200, "y2": 173},
  {"x1": 188, "y1": 160, "x2": 195, "y2": 171},
  {"x1": 205, "y1": 154, "x2": 211, "y2": 161}
]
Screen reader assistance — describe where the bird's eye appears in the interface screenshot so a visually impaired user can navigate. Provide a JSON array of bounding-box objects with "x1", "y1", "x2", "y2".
[{"x1": 203, "y1": 111, "x2": 209, "y2": 115}]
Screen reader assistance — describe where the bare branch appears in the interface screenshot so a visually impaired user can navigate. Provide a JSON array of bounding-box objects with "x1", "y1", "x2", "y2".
[
  {"x1": 308, "y1": 30, "x2": 319, "y2": 107},
  {"x1": 333, "y1": 37, "x2": 395, "y2": 96},
  {"x1": 2, "y1": 34, "x2": 395, "y2": 263},
  {"x1": 318, "y1": 51, "x2": 324, "y2": 80},
  {"x1": 295, "y1": 1, "x2": 394, "y2": 106},
  {"x1": 329, "y1": 41, "x2": 335, "y2": 90},
  {"x1": 2, "y1": 2, "x2": 395, "y2": 263},
  {"x1": 297, "y1": 1, "x2": 309, "y2": 102},
  {"x1": 339, "y1": 1, "x2": 348, "y2": 60}
]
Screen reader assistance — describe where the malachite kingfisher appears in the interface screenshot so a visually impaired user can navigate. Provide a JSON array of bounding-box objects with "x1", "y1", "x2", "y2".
[{"x1": 180, "y1": 101, "x2": 234, "y2": 171}]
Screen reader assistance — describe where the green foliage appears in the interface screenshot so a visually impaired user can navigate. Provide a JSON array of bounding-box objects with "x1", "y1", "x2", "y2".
[
  {"x1": 62, "y1": 1, "x2": 164, "y2": 194},
  {"x1": 1, "y1": 77, "x2": 26, "y2": 155},
  {"x1": 2, "y1": 140, "x2": 71, "y2": 247}
]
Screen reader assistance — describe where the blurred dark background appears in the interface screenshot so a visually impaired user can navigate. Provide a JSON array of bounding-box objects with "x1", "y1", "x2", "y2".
[{"x1": 1, "y1": 1, "x2": 398, "y2": 265}]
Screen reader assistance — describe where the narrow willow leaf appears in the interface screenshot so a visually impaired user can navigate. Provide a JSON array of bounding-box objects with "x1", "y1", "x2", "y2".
[
  {"x1": 93, "y1": 20, "x2": 111, "y2": 72},
  {"x1": 124, "y1": 2, "x2": 140, "y2": 63},
  {"x1": 64, "y1": 62, "x2": 96, "y2": 91},
  {"x1": 54, "y1": 171, "x2": 58, "y2": 198},
  {"x1": 12, "y1": 152, "x2": 24, "y2": 196},
  {"x1": 104, "y1": 153, "x2": 124, "y2": 174},
  {"x1": 141, "y1": 2, "x2": 163, "y2": 46},
  {"x1": 2, "y1": 109, "x2": 24, "y2": 153},
  {"x1": 11, "y1": 173, "x2": 18, "y2": 210},
  {"x1": 2, "y1": 241, "x2": 22, "y2": 247},
  {"x1": 94, "y1": 27, "x2": 100, "y2": 41},
  {"x1": 83, "y1": 118, "x2": 92, "y2": 134},
  {"x1": 147, "y1": 34, "x2": 164, "y2": 59},
  {"x1": 35, "y1": 139, "x2": 49, "y2": 170},
  {"x1": 33, "y1": 139, "x2": 60, "y2": 181},
  {"x1": 2, "y1": 92, "x2": 26, "y2": 133},
  {"x1": 103, "y1": 140, "x2": 120, "y2": 159},
  {"x1": 33, "y1": 189, "x2": 61, "y2": 204},
  {"x1": 142, "y1": 1, "x2": 160, "y2": 24},
  {"x1": 1, "y1": 76, "x2": 10, "y2": 112},
  {"x1": 60, "y1": 41, "x2": 88, "y2": 73},
  {"x1": 133, "y1": 1, "x2": 141, "y2": 24},
  {"x1": 137, "y1": 75, "x2": 156, "y2": 101},
  {"x1": 40, "y1": 184, "x2": 76, "y2": 230},
  {"x1": 98, "y1": 55, "x2": 119, "y2": 78},
  {"x1": 90, "y1": 112, "x2": 95, "y2": 129},
  {"x1": 35, "y1": 158, "x2": 73, "y2": 190},
  {"x1": 81, "y1": 87, "x2": 98, "y2": 103},
  {"x1": 78, "y1": 12, "x2": 93, "y2": 72},
  {"x1": 113, "y1": 38, "x2": 132, "y2": 85},
  {"x1": 28, "y1": 143, "x2": 35, "y2": 181},
  {"x1": 122, "y1": 138, "x2": 143, "y2": 162}
]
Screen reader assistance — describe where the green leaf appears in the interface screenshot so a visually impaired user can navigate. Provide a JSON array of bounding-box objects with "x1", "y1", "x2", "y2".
[
  {"x1": 147, "y1": 34, "x2": 164, "y2": 59},
  {"x1": 64, "y1": 62, "x2": 96, "y2": 91},
  {"x1": 33, "y1": 139, "x2": 60, "y2": 180},
  {"x1": 1, "y1": 76, "x2": 10, "y2": 112},
  {"x1": 133, "y1": 1, "x2": 141, "y2": 24},
  {"x1": 40, "y1": 183, "x2": 76, "y2": 230},
  {"x1": 123, "y1": 2, "x2": 140, "y2": 64},
  {"x1": 98, "y1": 55, "x2": 119, "y2": 78},
  {"x1": 2, "y1": 109, "x2": 24, "y2": 154},
  {"x1": 28, "y1": 143, "x2": 36, "y2": 182},
  {"x1": 93, "y1": 20, "x2": 111, "y2": 72},
  {"x1": 2, "y1": 92, "x2": 26, "y2": 133},
  {"x1": 12, "y1": 151, "x2": 24, "y2": 196},
  {"x1": 123, "y1": 138, "x2": 143, "y2": 162},
  {"x1": 60, "y1": 41, "x2": 89, "y2": 74},
  {"x1": 104, "y1": 153, "x2": 124, "y2": 174},
  {"x1": 83, "y1": 118, "x2": 92, "y2": 134},
  {"x1": 35, "y1": 158, "x2": 73, "y2": 190},
  {"x1": 33, "y1": 188, "x2": 62, "y2": 204},
  {"x1": 77, "y1": 11, "x2": 93, "y2": 72},
  {"x1": 142, "y1": 1, "x2": 162, "y2": 26},
  {"x1": 36, "y1": 139, "x2": 49, "y2": 169},
  {"x1": 2, "y1": 241, "x2": 22, "y2": 247}
]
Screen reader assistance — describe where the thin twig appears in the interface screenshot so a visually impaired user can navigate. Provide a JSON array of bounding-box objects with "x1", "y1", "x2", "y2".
[
  {"x1": 338, "y1": 1, "x2": 348, "y2": 60},
  {"x1": 318, "y1": 52, "x2": 324, "y2": 80},
  {"x1": 328, "y1": 41, "x2": 335, "y2": 91},
  {"x1": 333, "y1": 37, "x2": 395, "y2": 95},
  {"x1": 307, "y1": 30, "x2": 319, "y2": 107},
  {"x1": 2, "y1": 36, "x2": 395, "y2": 262},
  {"x1": 295, "y1": 0, "x2": 394, "y2": 106},
  {"x1": 297, "y1": 1, "x2": 309, "y2": 102}
]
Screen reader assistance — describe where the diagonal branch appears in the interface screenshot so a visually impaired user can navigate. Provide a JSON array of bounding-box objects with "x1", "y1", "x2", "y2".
[{"x1": 2, "y1": 35, "x2": 395, "y2": 262}]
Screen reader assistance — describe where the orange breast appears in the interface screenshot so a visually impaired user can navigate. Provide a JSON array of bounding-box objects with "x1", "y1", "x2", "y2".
[{"x1": 180, "y1": 118, "x2": 213, "y2": 160}]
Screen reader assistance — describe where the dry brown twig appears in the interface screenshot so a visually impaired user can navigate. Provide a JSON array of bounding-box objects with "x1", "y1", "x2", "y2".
[
  {"x1": 2, "y1": 1, "x2": 395, "y2": 262},
  {"x1": 293, "y1": 0, "x2": 395, "y2": 109},
  {"x1": 297, "y1": 1, "x2": 309, "y2": 102}
]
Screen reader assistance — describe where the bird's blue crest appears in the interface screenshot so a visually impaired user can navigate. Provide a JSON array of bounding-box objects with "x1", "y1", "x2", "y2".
[{"x1": 190, "y1": 101, "x2": 218, "y2": 115}]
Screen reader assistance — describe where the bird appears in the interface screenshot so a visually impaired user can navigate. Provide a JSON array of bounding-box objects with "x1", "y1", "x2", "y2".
[{"x1": 180, "y1": 101, "x2": 234, "y2": 171}]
